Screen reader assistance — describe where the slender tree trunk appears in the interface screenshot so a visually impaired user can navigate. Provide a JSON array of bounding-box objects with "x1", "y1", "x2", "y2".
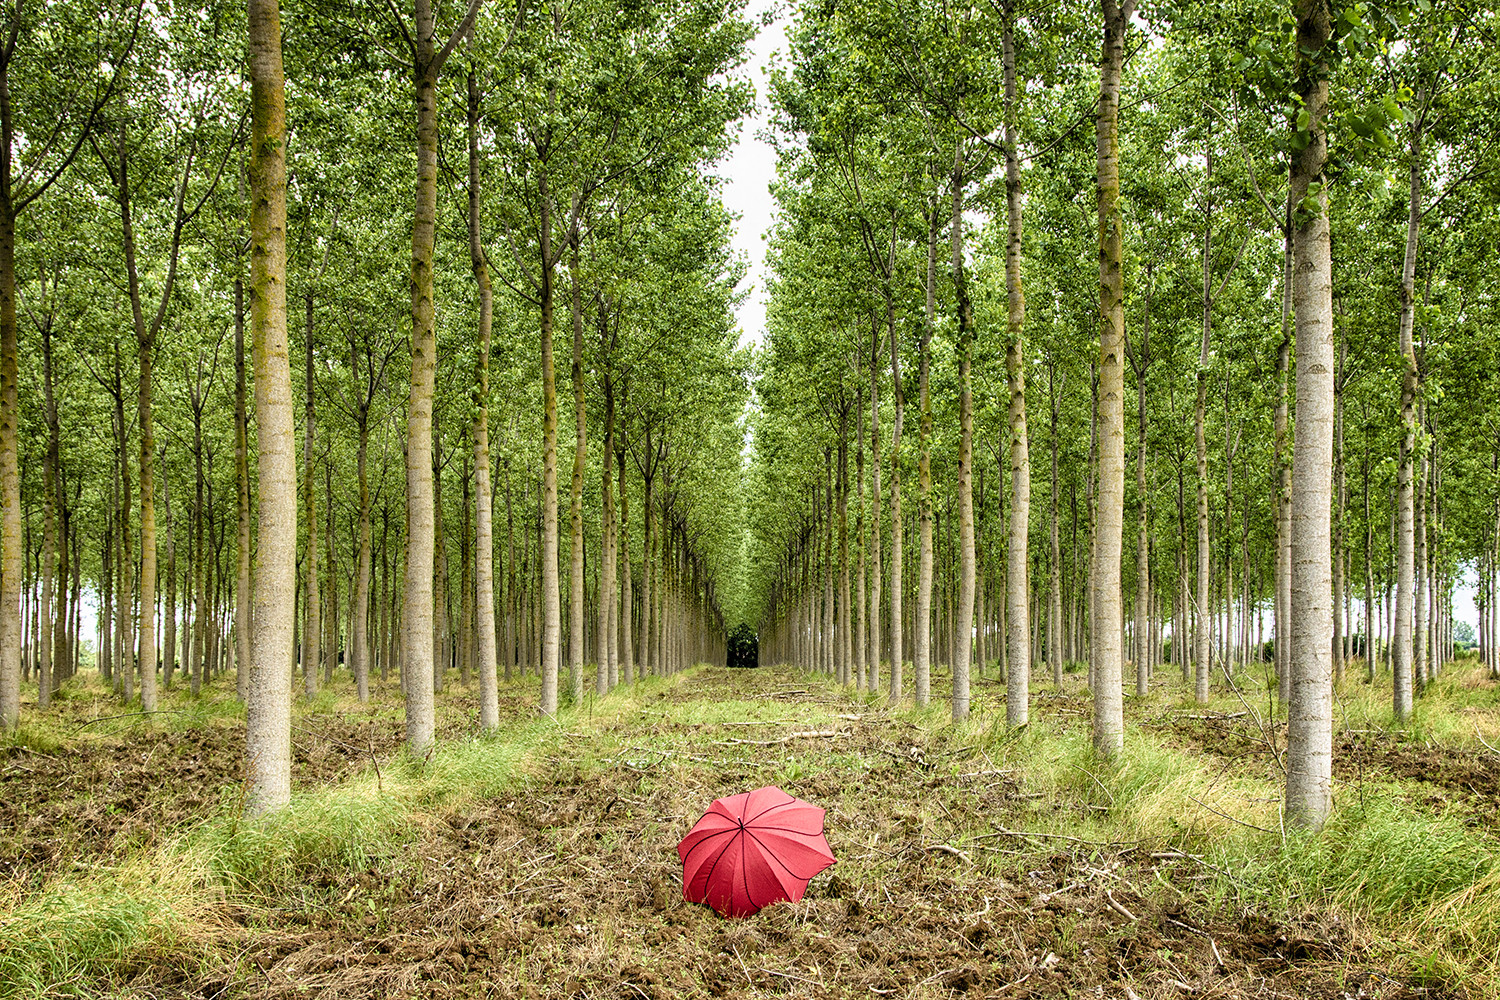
[
  {"x1": 39, "y1": 321, "x2": 57, "y2": 709},
  {"x1": 235, "y1": 277, "x2": 252, "y2": 706},
  {"x1": 117, "y1": 351, "x2": 135, "y2": 704},
  {"x1": 1275, "y1": 232, "x2": 1293, "y2": 700},
  {"x1": 838, "y1": 411, "x2": 851, "y2": 686},
  {"x1": 539, "y1": 173, "x2": 563, "y2": 716},
  {"x1": 868, "y1": 319, "x2": 882, "y2": 694},
  {"x1": 1132, "y1": 275, "x2": 1152, "y2": 698},
  {"x1": 1393, "y1": 97, "x2": 1425, "y2": 720},
  {"x1": 617, "y1": 438, "x2": 633, "y2": 684},
  {"x1": 568, "y1": 241, "x2": 588, "y2": 700},
  {"x1": 1194, "y1": 142, "x2": 1213, "y2": 705},
  {"x1": 855, "y1": 373, "x2": 867, "y2": 692},
  {"x1": 0, "y1": 192, "x2": 18, "y2": 725},
  {"x1": 915, "y1": 204, "x2": 937, "y2": 707},
  {"x1": 353, "y1": 413, "x2": 372, "y2": 701},
  {"x1": 598, "y1": 370, "x2": 617, "y2": 696},
  {"x1": 1050, "y1": 366, "x2": 1063, "y2": 684},
  {"x1": 302, "y1": 291, "x2": 319, "y2": 699},
  {"x1": 162, "y1": 466, "x2": 176, "y2": 689},
  {"x1": 1332, "y1": 335, "x2": 1346, "y2": 685},
  {"x1": 887, "y1": 295, "x2": 904, "y2": 701},
  {"x1": 1003, "y1": 2, "x2": 1031, "y2": 725},
  {"x1": 1285, "y1": 0, "x2": 1336, "y2": 831},
  {"x1": 1091, "y1": 0, "x2": 1133, "y2": 757},
  {"x1": 401, "y1": 0, "x2": 454, "y2": 750},
  {"x1": 1414, "y1": 413, "x2": 1428, "y2": 688},
  {"x1": 468, "y1": 65, "x2": 498, "y2": 728},
  {"x1": 951, "y1": 140, "x2": 975, "y2": 722},
  {"x1": 246, "y1": 0, "x2": 295, "y2": 813}
]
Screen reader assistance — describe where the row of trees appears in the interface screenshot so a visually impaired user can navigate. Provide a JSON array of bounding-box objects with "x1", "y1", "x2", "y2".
[
  {"x1": 744, "y1": 0, "x2": 1500, "y2": 830},
  {"x1": 0, "y1": 0, "x2": 762, "y2": 810}
]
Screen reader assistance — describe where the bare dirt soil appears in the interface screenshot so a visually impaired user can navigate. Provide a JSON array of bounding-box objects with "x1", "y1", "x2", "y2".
[{"x1": 11, "y1": 666, "x2": 1477, "y2": 999}]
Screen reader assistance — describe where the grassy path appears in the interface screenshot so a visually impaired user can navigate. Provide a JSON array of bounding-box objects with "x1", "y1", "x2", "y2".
[{"x1": 2, "y1": 661, "x2": 1497, "y2": 998}]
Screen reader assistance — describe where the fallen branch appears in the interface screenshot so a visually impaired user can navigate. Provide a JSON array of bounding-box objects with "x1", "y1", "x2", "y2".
[
  {"x1": 1189, "y1": 795, "x2": 1275, "y2": 835},
  {"x1": 926, "y1": 843, "x2": 973, "y2": 864},
  {"x1": 1182, "y1": 711, "x2": 1248, "y2": 720},
  {"x1": 977, "y1": 827, "x2": 1144, "y2": 848},
  {"x1": 1474, "y1": 723, "x2": 1500, "y2": 757},
  {"x1": 1105, "y1": 889, "x2": 1138, "y2": 922},
  {"x1": 1219, "y1": 662, "x2": 1285, "y2": 774},
  {"x1": 715, "y1": 730, "x2": 848, "y2": 746}
]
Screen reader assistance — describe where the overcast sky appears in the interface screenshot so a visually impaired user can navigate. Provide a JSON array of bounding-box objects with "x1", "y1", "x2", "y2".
[{"x1": 719, "y1": 6, "x2": 790, "y2": 352}]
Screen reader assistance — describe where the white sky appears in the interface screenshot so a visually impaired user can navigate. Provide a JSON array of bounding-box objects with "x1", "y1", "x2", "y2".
[{"x1": 721, "y1": 5, "x2": 790, "y2": 351}]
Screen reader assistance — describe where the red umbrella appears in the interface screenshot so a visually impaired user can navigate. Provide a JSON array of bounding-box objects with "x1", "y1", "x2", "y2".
[{"x1": 677, "y1": 785, "x2": 836, "y2": 917}]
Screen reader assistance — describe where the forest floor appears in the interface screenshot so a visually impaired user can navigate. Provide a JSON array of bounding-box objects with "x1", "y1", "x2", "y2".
[{"x1": 2, "y1": 658, "x2": 1498, "y2": 999}]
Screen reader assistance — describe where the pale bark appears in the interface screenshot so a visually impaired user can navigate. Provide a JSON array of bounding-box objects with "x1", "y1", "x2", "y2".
[
  {"x1": 0, "y1": 197, "x2": 15, "y2": 727},
  {"x1": 1285, "y1": 0, "x2": 1336, "y2": 832},
  {"x1": 855, "y1": 375, "x2": 867, "y2": 692},
  {"x1": 353, "y1": 409, "x2": 372, "y2": 701},
  {"x1": 1049, "y1": 366, "x2": 1063, "y2": 684},
  {"x1": 838, "y1": 414, "x2": 851, "y2": 686},
  {"x1": 468, "y1": 64, "x2": 499, "y2": 729},
  {"x1": 246, "y1": 0, "x2": 295, "y2": 814},
  {"x1": 617, "y1": 439, "x2": 634, "y2": 683},
  {"x1": 39, "y1": 318, "x2": 57, "y2": 709},
  {"x1": 1092, "y1": 0, "x2": 1133, "y2": 757},
  {"x1": 401, "y1": 0, "x2": 480, "y2": 749},
  {"x1": 1393, "y1": 96, "x2": 1424, "y2": 721},
  {"x1": 915, "y1": 206, "x2": 937, "y2": 707},
  {"x1": 887, "y1": 297, "x2": 904, "y2": 701},
  {"x1": 568, "y1": 244, "x2": 587, "y2": 701},
  {"x1": 1194, "y1": 147, "x2": 1213, "y2": 705},
  {"x1": 539, "y1": 173, "x2": 563, "y2": 716},
  {"x1": 868, "y1": 320, "x2": 882, "y2": 694},
  {"x1": 1275, "y1": 237, "x2": 1293, "y2": 699},
  {"x1": 235, "y1": 278, "x2": 252, "y2": 707},
  {"x1": 598, "y1": 369, "x2": 617, "y2": 696},
  {"x1": 951, "y1": 140, "x2": 975, "y2": 722},
  {"x1": 1129, "y1": 273, "x2": 1152, "y2": 698},
  {"x1": 1003, "y1": 2, "x2": 1031, "y2": 726},
  {"x1": 301, "y1": 291, "x2": 319, "y2": 699}
]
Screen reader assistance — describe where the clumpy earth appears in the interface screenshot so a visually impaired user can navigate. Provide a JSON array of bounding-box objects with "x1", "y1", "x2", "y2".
[{"x1": 6, "y1": 665, "x2": 1484, "y2": 999}]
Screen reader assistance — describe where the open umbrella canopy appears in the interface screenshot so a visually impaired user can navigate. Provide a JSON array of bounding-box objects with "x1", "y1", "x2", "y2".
[{"x1": 677, "y1": 785, "x2": 836, "y2": 917}]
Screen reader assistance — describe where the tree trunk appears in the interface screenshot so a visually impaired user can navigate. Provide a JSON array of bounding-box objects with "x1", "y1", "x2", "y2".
[
  {"x1": 162, "y1": 462, "x2": 177, "y2": 689},
  {"x1": 401, "y1": 0, "x2": 446, "y2": 750},
  {"x1": 887, "y1": 293, "x2": 904, "y2": 701},
  {"x1": 468, "y1": 65, "x2": 498, "y2": 728},
  {"x1": 39, "y1": 319, "x2": 57, "y2": 710},
  {"x1": 433, "y1": 427, "x2": 450, "y2": 694},
  {"x1": 539, "y1": 172, "x2": 563, "y2": 716},
  {"x1": 1285, "y1": 0, "x2": 1336, "y2": 832},
  {"x1": 235, "y1": 277, "x2": 252, "y2": 706},
  {"x1": 1275, "y1": 233, "x2": 1293, "y2": 700},
  {"x1": 1092, "y1": 0, "x2": 1132, "y2": 757},
  {"x1": 1132, "y1": 273, "x2": 1152, "y2": 698},
  {"x1": 617, "y1": 438, "x2": 633, "y2": 684},
  {"x1": 302, "y1": 291, "x2": 319, "y2": 699},
  {"x1": 353, "y1": 411, "x2": 372, "y2": 701},
  {"x1": 598, "y1": 368, "x2": 617, "y2": 696},
  {"x1": 246, "y1": 0, "x2": 295, "y2": 814},
  {"x1": 568, "y1": 243, "x2": 587, "y2": 702},
  {"x1": 1393, "y1": 96, "x2": 1424, "y2": 721},
  {"x1": 915, "y1": 204, "x2": 937, "y2": 707},
  {"x1": 868, "y1": 318, "x2": 882, "y2": 695},
  {"x1": 855, "y1": 371, "x2": 867, "y2": 692},
  {"x1": 951, "y1": 139, "x2": 975, "y2": 722},
  {"x1": 1194, "y1": 143, "x2": 1213, "y2": 705},
  {"x1": 1050, "y1": 365, "x2": 1063, "y2": 684},
  {"x1": 1003, "y1": 1, "x2": 1031, "y2": 725}
]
